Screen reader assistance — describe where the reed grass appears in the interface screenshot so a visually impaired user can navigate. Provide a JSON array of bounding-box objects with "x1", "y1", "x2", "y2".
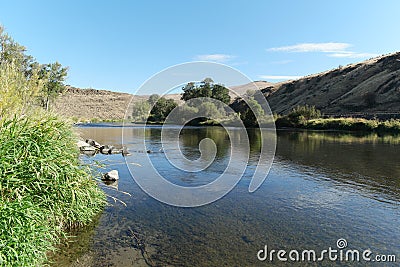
[{"x1": 0, "y1": 112, "x2": 106, "y2": 266}]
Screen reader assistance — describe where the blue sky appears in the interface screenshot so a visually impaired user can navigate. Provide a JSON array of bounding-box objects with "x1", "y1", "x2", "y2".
[{"x1": 1, "y1": 0, "x2": 399, "y2": 94}]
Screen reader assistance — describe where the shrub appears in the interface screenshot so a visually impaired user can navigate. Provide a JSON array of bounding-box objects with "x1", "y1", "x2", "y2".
[
  {"x1": 0, "y1": 63, "x2": 42, "y2": 117},
  {"x1": 288, "y1": 105, "x2": 321, "y2": 121}
]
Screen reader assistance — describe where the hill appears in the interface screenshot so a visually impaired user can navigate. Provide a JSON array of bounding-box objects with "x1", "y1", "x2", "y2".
[
  {"x1": 53, "y1": 87, "x2": 181, "y2": 121},
  {"x1": 264, "y1": 52, "x2": 400, "y2": 118},
  {"x1": 230, "y1": 81, "x2": 275, "y2": 96}
]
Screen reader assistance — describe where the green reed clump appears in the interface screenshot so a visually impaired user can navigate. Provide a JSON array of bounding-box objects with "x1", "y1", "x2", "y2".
[
  {"x1": 0, "y1": 113, "x2": 106, "y2": 266},
  {"x1": 305, "y1": 118, "x2": 379, "y2": 131},
  {"x1": 0, "y1": 200, "x2": 56, "y2": 266}
]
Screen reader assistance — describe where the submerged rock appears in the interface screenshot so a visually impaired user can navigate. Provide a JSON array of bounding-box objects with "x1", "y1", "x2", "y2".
[
  {"x1": 103, "y1": 179, "x2": 118, "y2": 190},
  {"x1": 102, "y1": 170, "x2": 119, "y2": 181}
]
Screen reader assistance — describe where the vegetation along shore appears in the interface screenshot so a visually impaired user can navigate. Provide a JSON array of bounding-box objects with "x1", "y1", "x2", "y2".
[{"x1": 0, "y1": 26, "x2": 106, "y2": 266}]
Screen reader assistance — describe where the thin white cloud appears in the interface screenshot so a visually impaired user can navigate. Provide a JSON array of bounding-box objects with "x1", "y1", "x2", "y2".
[
  {"x1": 270, "y1": 59, "x2": 294, "y2": 65},
  {"x1": 259, "y1": 75, "x2": 303, "y2": 80},
  {"x1": 267, "y1": 42, "x2": 352, "y2": 53},
  {"x1": 328, "y1": 52, "x2": 379, "y2": 59},
  {"x1": 194, "y1": 54, "x2": 235, "y2": 62},
  {"x1": 267, "y1": 42, "x2": 378, "y2": 60}
]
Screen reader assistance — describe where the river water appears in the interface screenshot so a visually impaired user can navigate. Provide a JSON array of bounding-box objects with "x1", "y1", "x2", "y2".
[{"x1": 50, "y1": 125, "x2": 400, "y2": 266}]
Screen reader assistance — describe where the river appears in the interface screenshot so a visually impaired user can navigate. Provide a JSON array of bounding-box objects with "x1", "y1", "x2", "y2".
[{"x1": 50, "y1": 125, "x2": 400, "y2": 266}]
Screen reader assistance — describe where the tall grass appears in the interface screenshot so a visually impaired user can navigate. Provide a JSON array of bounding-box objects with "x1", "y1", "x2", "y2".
[{"x1": 0, "y1": 113, "x2": 106, "y2": 266}]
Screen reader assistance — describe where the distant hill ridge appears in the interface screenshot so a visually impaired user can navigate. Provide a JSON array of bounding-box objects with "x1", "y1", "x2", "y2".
[
  {"x1": 54, "y1": 52, "x2": 400, "y2": 120},
  {"x1": 263, "y1": 52, "x2": 400, "y2": 117}
]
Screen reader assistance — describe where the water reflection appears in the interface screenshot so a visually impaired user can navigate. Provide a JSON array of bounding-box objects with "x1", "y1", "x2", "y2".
[
  {"x1": 51, "y1": 125, "x2": 400, "y2": 266},
  {"x1": 274, "y1": 130, "x2": 400, "y2": 202}
]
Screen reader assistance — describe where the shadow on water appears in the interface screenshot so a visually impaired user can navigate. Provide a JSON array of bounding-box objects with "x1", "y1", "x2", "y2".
[{"x1": 51, "y1": 125, "x2": 400, "y2": 266}]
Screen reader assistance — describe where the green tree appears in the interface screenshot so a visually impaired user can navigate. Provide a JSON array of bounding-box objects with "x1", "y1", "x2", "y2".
[
  {"x1": 202, "y1": 77, "x2": 214, "y2": 84},
  {"x1": 1, "y1": 26, "x2": 68, "y2": 110},
  {"x1": 198, "y1": 78, "x2": 213, "y2": 98},
  {"x1": 0, "y1": 25, "x2": 36, "y2": 74},
  {"x1": 38, "y1": 62, "x2": 68, "y2": 110},
  {"x1": 211, "y1": 84, "x2": 230, "y2": 104},
  {"x1": 181, "y1": 78, "x2": 231, "y2": 105},
  {"x1": 132, "y1": 100, "x2": 151, "y2": 121},
  {"x1": 181, "y1": 82, "x2": 196, "y2": 101},
  {"x1": 240, "y1": 97, "x2": 264, "y2": 127},
  {"x1": 148, "y1": 94, "x2": 160, "y2": 106},
  {"x1": 198, "y1": 101, "x2": 221, "y2": 118},
  {"x1": 150, "y1": 97, "x2": 178, "y2": 122},
  {"x1": 169, "y1": 105, "x2": 199, "y2": 124}
]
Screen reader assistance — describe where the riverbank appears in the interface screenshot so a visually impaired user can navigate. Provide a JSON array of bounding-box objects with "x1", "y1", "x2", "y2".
[
  {"x1": 124, "y1": 116, "x2": 400, "y2": 135},
  {"x1": 275, "y1": 116, "x2": 400, "y2": 134}
]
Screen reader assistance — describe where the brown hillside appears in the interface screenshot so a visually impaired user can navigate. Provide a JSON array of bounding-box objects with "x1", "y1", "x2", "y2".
[
  {"x1": 53, "y1": 87, "x2": 134, "y2": 121},
  {"x1": 230, "y1": 81, "x2": 275, "y2": 96},
  {"x1": 265, "y1": 52, "x2": 400, "y2": 116},
  {"x1": 53, "y1": 87, "x2": 181, "y2": 121}
]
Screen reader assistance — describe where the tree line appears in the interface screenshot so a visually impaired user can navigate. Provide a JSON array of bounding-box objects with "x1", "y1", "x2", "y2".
[{"x1": 131, "y1": 78, "x2": 269, "y2": 127}]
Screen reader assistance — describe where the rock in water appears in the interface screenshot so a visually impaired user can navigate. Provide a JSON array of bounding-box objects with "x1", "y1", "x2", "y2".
[
  {"x1": 103, "y1": 179, "x2": 118, "y2": 190},
  {"x1": 110, "y1": 148, "x2": 122, "y2": 154},
  {"x1": 81, "y1": 146, "x2": 96, "y2": 152},
  {"x1": 100, "y1": 145, "x2": 114, "y2": 154},
  {"x1": 77, "y1": 140, "x2": 96, "y2": 151},
  {"x1": 122, "y1": 146, "x2": 131, "y2": 156},
  {"x1": 102, "y1": 170, "x2": 119, "y2": 181},
  {"x1": 86, "y1": 139, "x2": 101, "y2": 148},
  {"x1": 77, "y1": 140, "x2": 89, "y2": 148}
]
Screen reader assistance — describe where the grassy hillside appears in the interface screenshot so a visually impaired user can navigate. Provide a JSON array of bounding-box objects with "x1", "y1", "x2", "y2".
[
  {"x1": 264, "y1": 52, "x2": 400, "y2": 117},
  {"x1": 53, "y1": 87, "x2": 182, "y2": 122}
]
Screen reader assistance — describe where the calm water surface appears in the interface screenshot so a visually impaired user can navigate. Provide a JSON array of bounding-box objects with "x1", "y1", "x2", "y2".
[{"x1": 51, "y1": 125, "x2": 400, "y2": 266}]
